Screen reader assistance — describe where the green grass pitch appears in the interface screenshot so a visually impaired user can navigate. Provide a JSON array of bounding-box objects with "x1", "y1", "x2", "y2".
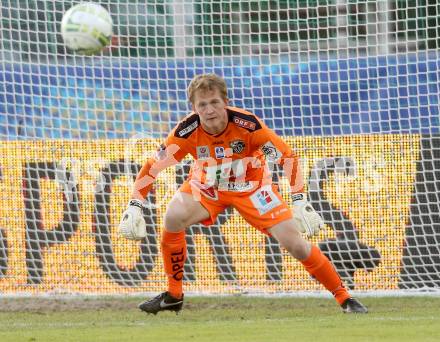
[{"x1": 0, "y1": 296, "x2": 439, "y2": 341}]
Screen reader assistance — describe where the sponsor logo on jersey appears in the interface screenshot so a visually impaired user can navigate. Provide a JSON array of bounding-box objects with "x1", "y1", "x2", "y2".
[
  {"x1": 261, "y1": 141, "x2": 282, "y2": 161},
  {"x1": 212, "y1": 140, "x2": 224, "y2": 145},
  {"x1": 250, "y1": 185, "x2": 282, "y2": 215},
  {"x1": 271, "y1": 208, "x2": 289, "y2": 219},
  {"x1": 230, "y1": 140, "x2": 245, "y2": 154},
  {"x1": 233, "y1": 116, "x2": 256, "y2": 130},
  {"x1": 201, "y1": 186, "x2": 218, "y2": 200},
  {"x1": 215, "y1": 146, "x2": 225, "y2": 159},
  {"x1": 189, "y1": 179, "x2": 219, "y2": 200},
  {"x1": 196, "y1": 146, "x2": 210, "y2": 159},
  {"x1": 178, "y1": 121, "x2": 198, "y2": 137},
  {"x1": 219, "y1": 181, "x2": 255, "y2": 192}
]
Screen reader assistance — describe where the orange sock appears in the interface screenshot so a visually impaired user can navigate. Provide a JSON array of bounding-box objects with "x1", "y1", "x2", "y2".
[
  {"x1": 161, "y1": 230, "x2": 186, "y2": 299},
  {"x1": 300, "y1": 245, "x2": 351, "y2": 305}
]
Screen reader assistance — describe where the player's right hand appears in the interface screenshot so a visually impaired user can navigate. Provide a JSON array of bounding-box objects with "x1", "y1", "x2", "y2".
[
  {"x1": 291, "y1": 193, "x2": 325, "y2": 237},
  {"x1": 118, "y1": 199, "x2": 147, "y2": 240}
]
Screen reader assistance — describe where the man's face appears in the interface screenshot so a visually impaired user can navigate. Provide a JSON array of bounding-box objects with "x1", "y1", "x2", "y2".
[{"x1": 192, "y1": 88, "x2": 228, "y2": 135}]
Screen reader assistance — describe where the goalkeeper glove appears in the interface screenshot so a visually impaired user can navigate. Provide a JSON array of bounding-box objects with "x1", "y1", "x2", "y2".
[
  {"x1": 291, "y1": 193, "x2": 324, "y2": 237},
  {"x1": 118, "y1": 199, "x2": 147, "y2": 240}
]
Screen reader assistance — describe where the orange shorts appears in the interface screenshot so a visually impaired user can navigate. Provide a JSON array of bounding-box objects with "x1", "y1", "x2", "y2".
[{"x1": 179, "y1": 180, "x2": 292, "y2": 235}]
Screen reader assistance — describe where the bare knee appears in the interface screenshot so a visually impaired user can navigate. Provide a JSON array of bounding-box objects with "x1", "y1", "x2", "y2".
[
  {"x1": 283, "y1": 237, "x2": 310, "y2": 260},
  {"x1": 164, "y1": 208, "x2": 188, "y2": 232},
  {"x1": 269, "y1": 220, "x2": 311, "y2": 260},
  {"x1": 163, "y1": 192, "x2": 210, "y2": 232}
]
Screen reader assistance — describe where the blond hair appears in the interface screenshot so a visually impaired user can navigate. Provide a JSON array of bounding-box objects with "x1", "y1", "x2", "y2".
[{"x1": 188, "y1": 73, "x2": 228, "y2": 104}]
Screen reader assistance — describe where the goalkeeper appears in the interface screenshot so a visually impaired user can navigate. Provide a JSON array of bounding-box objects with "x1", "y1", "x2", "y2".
[{"x1": 119, "y1": 73, "x2": 367, "y2": 314}]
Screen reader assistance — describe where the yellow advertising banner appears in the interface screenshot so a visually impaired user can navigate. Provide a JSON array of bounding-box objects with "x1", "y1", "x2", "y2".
[{"x1": 0, "y1": 134, "x2": 419, "y2": 294}]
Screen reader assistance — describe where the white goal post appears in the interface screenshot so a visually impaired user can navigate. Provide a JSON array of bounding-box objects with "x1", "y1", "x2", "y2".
[{"x1": 0, "y1": 0, "x2": 438, "y2": 295}]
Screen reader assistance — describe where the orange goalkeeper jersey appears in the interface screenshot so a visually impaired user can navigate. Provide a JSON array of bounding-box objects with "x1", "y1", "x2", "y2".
[{"x1": 132, "y1": 106, "x2": 304, "y2": 200}]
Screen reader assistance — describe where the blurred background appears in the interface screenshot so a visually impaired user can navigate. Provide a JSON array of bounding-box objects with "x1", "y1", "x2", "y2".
[
  {"x1": 0, "y1": 1, "x2": 438, "y2": 139},
  {"x1": 1, "y1": 1, "x2": 439, "y2": 60}
]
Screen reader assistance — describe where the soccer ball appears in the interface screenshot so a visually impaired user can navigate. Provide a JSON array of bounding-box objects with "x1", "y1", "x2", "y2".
[{"x1": 61, "y1": 2, "x2": 113, "y2": 55}]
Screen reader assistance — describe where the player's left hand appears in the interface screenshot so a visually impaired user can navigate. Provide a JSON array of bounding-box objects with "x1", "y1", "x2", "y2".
[{"x1": 291, "y1": 193, "x2": 324, "y2": 237}]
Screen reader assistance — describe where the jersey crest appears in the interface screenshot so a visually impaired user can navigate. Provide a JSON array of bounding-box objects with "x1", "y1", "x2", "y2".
[{"x1": 230, "y1": 140, "x2": 245, "y2": 154}]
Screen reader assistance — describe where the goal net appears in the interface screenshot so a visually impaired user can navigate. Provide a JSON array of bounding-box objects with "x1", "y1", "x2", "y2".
[{"x1": 0, "y1": 0, "x2": 439, "y2": 295}]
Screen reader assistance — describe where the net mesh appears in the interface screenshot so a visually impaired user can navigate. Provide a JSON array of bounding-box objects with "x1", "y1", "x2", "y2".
[{"x1": 0, "y1": 0, "x2": 439, "y2": 294}]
